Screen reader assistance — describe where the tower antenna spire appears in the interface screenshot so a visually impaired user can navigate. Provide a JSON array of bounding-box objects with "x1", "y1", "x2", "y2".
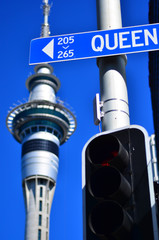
[{"x1": 41, "y1": 0, "x2": 51, "y2": 37}]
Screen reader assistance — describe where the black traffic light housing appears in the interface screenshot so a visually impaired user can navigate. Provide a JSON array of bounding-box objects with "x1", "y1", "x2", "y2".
[{"x1": 82, "y1": 125, "x2": 158, "y2": 240}]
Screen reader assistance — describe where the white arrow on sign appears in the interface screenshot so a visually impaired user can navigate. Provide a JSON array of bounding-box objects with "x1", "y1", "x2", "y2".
[{"x1": 42, "y1": 39, "x2": 54, "y2": 59}]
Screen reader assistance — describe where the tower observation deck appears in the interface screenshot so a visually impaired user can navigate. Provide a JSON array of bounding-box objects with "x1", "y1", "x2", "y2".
[{"x1": 6, "y1": 1, "x2": 77, "y2": 240}]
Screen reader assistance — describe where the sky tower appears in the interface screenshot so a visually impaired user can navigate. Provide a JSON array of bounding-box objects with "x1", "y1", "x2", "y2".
[{"x1": 6, "y1": 1, "x2": 76, "y2": 239}]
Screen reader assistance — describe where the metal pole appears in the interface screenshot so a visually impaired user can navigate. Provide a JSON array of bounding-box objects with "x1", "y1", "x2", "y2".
[
  {"x1": 150, "y1": 134, "x2": 159, "y2": 182},
  {"x1": 41, "y1": 0, "x2": 51, "y2": 37},
  {"x1": 96, "y1": 0, "x2": 130, "y2": 131}
]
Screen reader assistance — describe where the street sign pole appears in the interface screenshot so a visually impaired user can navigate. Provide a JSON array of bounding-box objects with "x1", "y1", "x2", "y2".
[{"x1": 96, "y1": 0, "x2": 130, "y2": 131}]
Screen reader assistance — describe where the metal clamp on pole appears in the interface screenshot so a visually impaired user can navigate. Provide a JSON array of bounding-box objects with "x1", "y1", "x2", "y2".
[
  {"x1": 150, "y1": 134, "x2": 159, "y2": 182},
  {"x1": 93, "y1": 93, "x2": 104, "y2": 125}
]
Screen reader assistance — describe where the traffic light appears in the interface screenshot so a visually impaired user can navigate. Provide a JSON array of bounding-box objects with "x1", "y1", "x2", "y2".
[{"x1": 82, "y1": 125, "x2": 158, "y2": 240}]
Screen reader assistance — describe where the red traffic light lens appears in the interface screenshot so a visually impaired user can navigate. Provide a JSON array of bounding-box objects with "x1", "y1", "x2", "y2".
[
  {"x1": 101, "y1": 150, "x2": 118, "y2": 166},
  {"x1": 87, "y1": 134, "x2": 129, "y2": 171}
]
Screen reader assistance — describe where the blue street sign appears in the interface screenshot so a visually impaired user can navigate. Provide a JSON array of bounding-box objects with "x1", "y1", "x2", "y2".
[{"x1": 29, "y1": 23, "x2": 159, "y2": 65}]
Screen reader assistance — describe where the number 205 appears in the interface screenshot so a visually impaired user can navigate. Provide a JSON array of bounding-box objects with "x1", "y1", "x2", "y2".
[{"x1": 58, "y1": 36, "x2": 74, "y2": 45}]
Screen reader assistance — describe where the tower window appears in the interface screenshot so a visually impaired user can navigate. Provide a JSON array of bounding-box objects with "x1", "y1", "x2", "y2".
[
  {"x1": 40, "y1": 187, "x2": 43, "y2": 197},
  {"x1": 25, "y1": 128, "x2": 30, "y2": 135},
  {"x1": 46, "y1": 217, "x2": 49, "y2": 228},
  {"x1": 39, "y1": 201, "x2": 42, "y2": 211},
  {"x1": 39, "y1": 215, "x2": 42, "y2": 226},
  {"x1": 47, "y1": 127, "x2": 52, "y2": 133},
  {"x1": 31, "y1": 126, "x2": 37, "y2": 132},
  {"x1": 47, "y1": 203, "x2": 49, "y2": 214},
  {"x1": 38, "y1": 229, "x2": 41, "y2": 240},
  {"x1": 39, "y1": 126, "x2": 45, "y2": 131},
  {"x1": 39, "y1": 179, "x2": 43, "y2": 185},
  {"x1": 54, "y1": 130, "x2": 58, "y2": 136}
]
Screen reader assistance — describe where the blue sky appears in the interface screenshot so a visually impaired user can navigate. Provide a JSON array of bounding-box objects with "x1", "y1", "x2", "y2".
[{"x1": 0, "y1": 0, "x2": 153, "y2": 240}]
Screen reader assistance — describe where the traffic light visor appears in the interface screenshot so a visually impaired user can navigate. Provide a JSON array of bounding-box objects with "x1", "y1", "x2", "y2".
[
  {"x1": 90, "y1": 166, "x2": 131, "y2": 204},
  {"x1": 89, "y1": 201, "x2": 133, "y2": 239},
  {"x1": 86, "y1": 134, "x2": 129, "y2": 171}
]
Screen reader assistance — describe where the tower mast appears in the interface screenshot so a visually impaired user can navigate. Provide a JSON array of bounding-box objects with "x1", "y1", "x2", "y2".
[
  {"x1": 6, "y1": 1, "x2": 76, "y2": 239},
  {"x1": 41, "y1": 0, "x2": 51, "y2": 37}
]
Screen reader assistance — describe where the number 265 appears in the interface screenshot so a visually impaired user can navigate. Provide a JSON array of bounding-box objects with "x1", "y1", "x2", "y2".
[{"x1": 58, "y1": 50, "x2": 74, "y2": 59}]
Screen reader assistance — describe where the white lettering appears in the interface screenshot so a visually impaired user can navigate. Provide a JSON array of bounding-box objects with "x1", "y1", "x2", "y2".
[
  {"x1": 91, "y1": 35, "x2": 104, "y2": 52},
  {"x1": 119, "y1": 32, "x2": 131, "y2": 49},
  {"x1": 105, "y1": 33, "x2": 118, "y2": 50},
  {"x1": 144, "y1": 28, "x2": 158, "y2": 46},
  {"x1": 132, "y1": 30, "x2": 144, "y2": 47},
  {"x1": 91, "y1": 27, "x2": 158, "y2": 54}
]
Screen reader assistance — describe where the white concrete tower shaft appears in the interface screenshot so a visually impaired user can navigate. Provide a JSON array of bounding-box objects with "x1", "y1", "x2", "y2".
[
  {"x1": 96, "y1": 0, "x2": 130, "y2": 131},
  {"x1": 22, "y1": 65, "x2": 60, "y2": 240},
  {"x1": 23, "y1": 177, "x2": 55, "y2": 240},
  {"x1": 6, "y1": 2, "x2": 77, "y2": 239},
  {"x1": 7, "y1": 64, "x2": 76, "y2": 240}
]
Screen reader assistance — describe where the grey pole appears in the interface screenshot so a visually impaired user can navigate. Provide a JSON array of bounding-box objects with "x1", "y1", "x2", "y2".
[{"x1": 96, "y1": 0, "x2": 130, "y2": 131}]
